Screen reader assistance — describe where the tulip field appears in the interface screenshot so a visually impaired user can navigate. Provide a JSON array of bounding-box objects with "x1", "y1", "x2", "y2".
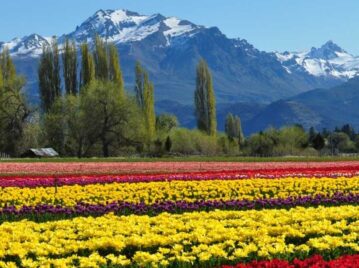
[{"x1": 0, "y1": 161, "x2": 358, "y2": 267}]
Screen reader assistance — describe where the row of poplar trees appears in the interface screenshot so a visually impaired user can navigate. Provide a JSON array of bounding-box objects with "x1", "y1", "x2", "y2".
[
  {"x1": 38, "y1": 36, "x2": 156, "y2": 157},
  {"x1": 38, "y1": 36, "x2": 243, "y2": 156}
]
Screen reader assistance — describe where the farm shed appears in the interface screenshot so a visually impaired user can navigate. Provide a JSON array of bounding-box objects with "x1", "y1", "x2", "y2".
[{"x1": 21, "y1": 148, "x2": 59, "y2": 158}]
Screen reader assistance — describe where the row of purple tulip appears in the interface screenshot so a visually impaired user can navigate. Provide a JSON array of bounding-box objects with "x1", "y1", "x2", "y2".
[{"x1": 0, "y1": 192, "x2": 358, "y2": 222}]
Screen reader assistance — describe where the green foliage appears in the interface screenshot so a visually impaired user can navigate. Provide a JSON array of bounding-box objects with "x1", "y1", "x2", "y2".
[
  {"x1": 80, "y1": 42, "x2": 95, "y2": 88},
  {"x1": 38, "y1": 37, "x2": 61, "y2": 112},
  {"x1": 151, "y1": 114, "x2": 178, "y2": 155},
  {"x1": 0, "y1": 51, "x2": 31, "y2": 156},
  {"x1": 52, "y1": 38, "x2": 61, "y2": 98},
  {"x1": 312, "y1": 133, "x2": 325, "y2": 151},
  {"x1": 245, "y1": 131, "x2": 277, "y2": 156},
  {"x1": 93, "y1": 36, "x2": 108, "y2": 80},
  {"x1": 44, "y1": 80, "x2": 146, "y2": 157},
  {"x1": 0, "y1": 63, "x2": 3, "y2": 88},
  {"x1": 245, "y1": 126, "x2": 308, "y2": 156},
  {"x1": 225, "y1": 113, "x2": 244, "y2": 146},
  {"x1": 340, "y1": 124, "x2": 356, "y2": 140},
  {"x1": 44, "y1": 99, "x2": 66, "y2": 154},
  {"x1": 62, "y1": 38, "x2": 77, "y2": 95},
  {"x1": 45, "y1": 95, "x2": 87, "y2": 156},
  {"x1": 134, "y1": 62, "x2": 156, "y2": 143},
  {"x1": 156, "y1": 114, "x2": 178, "y2": 135},
  {"x1": 108, "y1": 44, "x2": 124, "y2": 97},
  {"x1": 134, "y1": 61, "x2": 144, "y2": 108},
  {"x1": 327, "y1": 132, "x2": 355, "y2": 154},
  {"x1": 195, "y1": 59, "x2": 217, "y2": 136},
  {"x1": 217, "y1": 133, "x2": 239, "y2": 155},
  {"x1": 81, "y1": 80, "x2": 146, "y2": 157},
  {"x1": 0, "y1": 47, "x2": 16, "y2": 83},
  {"x1": 165, "y1": 136, "x2": 172, "y2": 152},
  {"x1": 274, "y1": 126, "x2": 308, "y2": 155},
  {"x1": 170, "y1": 128, "x2": 218, "y2": 155}
]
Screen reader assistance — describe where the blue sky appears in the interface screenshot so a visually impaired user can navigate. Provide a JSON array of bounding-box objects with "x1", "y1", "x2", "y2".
[{"x1": 1, "y1": 0, "x2": 359, "y2": 54}]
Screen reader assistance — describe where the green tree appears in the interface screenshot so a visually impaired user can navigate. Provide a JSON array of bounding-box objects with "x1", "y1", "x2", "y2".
[
  {"x1": 45, "y1": 95, "x2": 89, "y2": 157},
  {"x1": 44, "y1": 99, "x2": 66, "y2": 154},
  {"x1": 0, "y1": 63, "x2": 3, "y2": 88},
  {"x1": 225, "y1": 113, "x2": 244, "y2": 146},
  {"x1": 225, "y1": 113, "x2": 235, "y2": 139},
  {"x1": 156, "y1": 114, "x2": 178, "y2": 134},
  {"x1": 134, "y1": 62, "x2": 156, "y2": 143},
  {"x1": 52, "y1": 38, "x2": 61, "y2": 98},
  {"x1": 0, "y1": 52, "x2": 31, "y2": 156},
  {"x1": 134, "y1": 61, "x2": 145, "y2": 108},
  {"x1": 38, "y1": 37, "x2": 61, "y2": 112},
  {"x1": 0, "y1": 48, "x2": 16, "y2": 83},
  {"x1": 246, "y1": 132, "x2": 276, "y2": 156},
  {"x1": 165, "y1": 136, "x2": 172, "y2": 152},
  {"x1": 108, "y1": 44, "x2": 124, "y2": 97},
  {"x1": 82, "y1": 80, "x2": 145, "y2": 157},
  {"x1": 328, "y1": 132, "x2": 354, "y2": 154},
  {"x1": 80, "y1": 42, "x2": 95, "y2": 88},
  {"x1": 62, "y1": 38, "x2": 77, "y2": 95},
  {"x1": 194, "y1": 59, "x2": 216, "y2": 136},
  {"x1": 341, "y1": 124, "x2": 356, "y2": 140},
  {"x1": 234, "y1": 115, "x2": 244, "y2": 145},
  {"x1": 93, "y1": 36, "x2": 108, "y2": 80},
  {"x1": 312, "y1": 133, "x2": 325, "y2": 151}
]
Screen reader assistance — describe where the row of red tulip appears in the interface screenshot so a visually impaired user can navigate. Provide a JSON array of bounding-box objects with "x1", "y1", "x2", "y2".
[{"x1": 222, "y1": 254, "x2": 359, "y2": 268}]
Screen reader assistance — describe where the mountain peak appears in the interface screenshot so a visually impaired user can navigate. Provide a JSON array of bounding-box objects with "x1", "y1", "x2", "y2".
[
  {"x1": 0, "y1": 33, "x2": 49, "y2": 56},
  {"x1": 309, "y1": 40, "x2": 346, "y2": 60},
  {"x1": 65, "y1": 8, "x2": 202, "y2": 44},
  {"x1": 322, "y1": 40, "x2": 343, "y2": 51}
]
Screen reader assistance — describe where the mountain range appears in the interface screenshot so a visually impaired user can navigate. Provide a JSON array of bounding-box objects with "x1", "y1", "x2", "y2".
[{"x1": 1, "y1": 9, "x2": 359, "y2": 134}]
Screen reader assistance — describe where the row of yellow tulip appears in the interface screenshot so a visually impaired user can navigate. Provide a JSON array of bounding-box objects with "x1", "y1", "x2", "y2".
[
  {"x1": 0, "y1": 205, "x2": 358, "y2": 267},
  {"x1": 1, "y1": 177, "x2": 358, "y2": 207}
]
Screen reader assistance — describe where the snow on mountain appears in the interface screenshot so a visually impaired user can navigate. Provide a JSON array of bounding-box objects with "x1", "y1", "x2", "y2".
[
  {"x1": 0, "y1": 9, "x2": 203, "y2": 57},
  {"x1": 276, "y1": 41, "x2": 359, "y2": 79},
  {"x1": 66, "y1": 9, "x2": 202, "y2": 45},
  {"x1": 0, "y1": 34, "x2": 50, "y2": 57}
]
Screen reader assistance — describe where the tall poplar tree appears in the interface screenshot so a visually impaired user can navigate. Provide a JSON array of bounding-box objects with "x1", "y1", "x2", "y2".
[
  {"x1": 194, "y1": 59, "x2": 216, "y2": 136},
  {"x1": 225, "y1": 113, "x2": 244, "y2": 145},
  {"x1": 93, "y1": 36, "x2": 108, "y2": 80},
  {"x1": 144, "y1": 72, "x2": 156, "y2": 141},
  {"x1": 108, "y1": 44, "x2": 124, "y2": 97},
  {"x1": 39, "y1": 46, "x2": 54, "y2": 112},
  {"x1": 38, "y1": 37, "x2": 61, "y2": 112},
  {"x1": 234, "y1": 115, "x2": 244, "y2": 145},
  {"x1": 0, "y1": 63, "x2": 3, "y2": 88},
  {"x1": 62, "y1": 38, "x2": 77, "y2": 95},
  {"x1": 0, "y1": 48, "x2": 16, "y2": 84},
  {"x1": 225, "y1": 113, "x2": 235, "y2": 139},
  {"x1": 52, "y1": 38, "x2": 61, "y2": 98},
  {"x1": 134, "y1": 62, "x2": 156, "y2": 142},
  {"x1": 134, "y1": 61, "x2": 144, "y2": 108},
  {"x1": 80, "y1": 42, "x2": 95, "y2": 88}
]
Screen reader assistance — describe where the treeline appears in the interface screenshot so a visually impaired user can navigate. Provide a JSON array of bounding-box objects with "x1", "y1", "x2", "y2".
[
  {"x1": 1, "y1": 36, "x2": 359, "y2": 158},
  {"x1": 243, "y1": 124, "x2": 359, "y2": 157}
]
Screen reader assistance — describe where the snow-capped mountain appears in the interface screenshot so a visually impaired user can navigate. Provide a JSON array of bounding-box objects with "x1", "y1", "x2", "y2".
[
  {"x1": 66, "y1": 9, "x2": 202, "y2": 46},
  {"x1": 276, "y1": 41, "x2": 359, "y2": 80},
  {"x1": 1, "y1": 34, "x2": 50, "y2": 57},
  {"x1": 1, "y1": 9, "x2": 204, "y2": 57},
  {"x1": 1, "y1": 8, "x2": 358, "y2": 107}
]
